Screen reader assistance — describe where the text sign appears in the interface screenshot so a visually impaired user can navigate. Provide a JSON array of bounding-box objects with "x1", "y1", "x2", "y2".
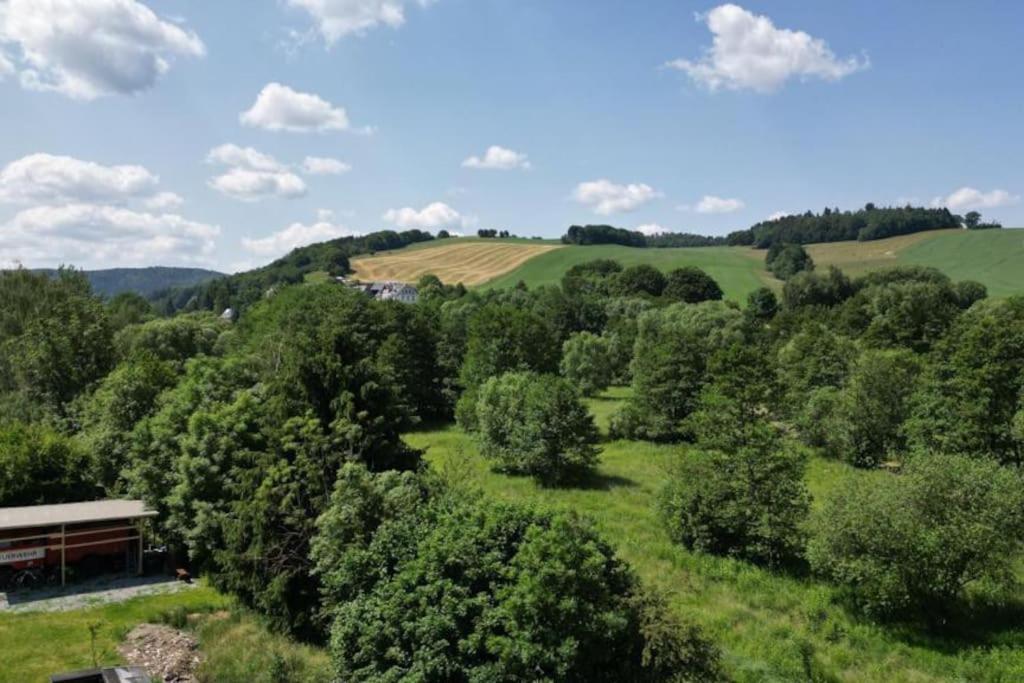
[{"x1": 0, "y1": 547, "x2": 46, "y2": 564}]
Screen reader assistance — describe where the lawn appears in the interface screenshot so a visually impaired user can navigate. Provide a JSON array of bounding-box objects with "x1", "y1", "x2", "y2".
[
  {"x1": 0, "y1": 584, "x2": 331, "y2": 683},
  {"x1": 405, "y1": 389, "x2": 1024, "y2": 683}
]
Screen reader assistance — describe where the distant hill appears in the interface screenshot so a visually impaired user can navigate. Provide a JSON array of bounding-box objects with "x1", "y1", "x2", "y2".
[{"x1": 34, "y1": 266, "x2": 225, "y2": 299}]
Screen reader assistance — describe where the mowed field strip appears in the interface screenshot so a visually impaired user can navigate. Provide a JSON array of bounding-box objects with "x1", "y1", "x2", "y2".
[{"x1": 351, "y1": 241, "x2": 563, "y2": 286}]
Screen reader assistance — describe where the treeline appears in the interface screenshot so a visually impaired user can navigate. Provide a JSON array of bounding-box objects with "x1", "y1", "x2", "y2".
[
  {"x1": 149, "y1": 228, "x2": 436, "y2": 315},
  {"x1": 562, "y1": 204, "x2": 967, "y2": 251},
  {"x1": 5, "y1": 257, "x2": 1024, "y2": 678}
]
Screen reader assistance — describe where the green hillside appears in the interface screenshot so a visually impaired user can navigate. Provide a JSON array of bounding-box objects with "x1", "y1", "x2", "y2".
[
  {"x1": 897, "y1": 229, "x2": 1024, "y2": 297},
  {"x1": 481, "y1": 244, "x2": 771, "y2": 301}
]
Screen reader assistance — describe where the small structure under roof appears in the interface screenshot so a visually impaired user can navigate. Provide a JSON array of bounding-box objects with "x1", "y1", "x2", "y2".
[{"x1": 0, "y1": 500, "x2": 157, "y2": 532}]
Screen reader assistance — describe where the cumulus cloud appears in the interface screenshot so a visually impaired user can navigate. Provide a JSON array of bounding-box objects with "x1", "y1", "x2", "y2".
[
  {"x1": 286, "y1": 0, "x2": 436, "y2": 43},
  {"x1": 636, "y1": 223, "x2": 667, "y2": 236},
  {"x1": 462, "y1": 145, "x2": 531, "y2": 171},
  {"x1": 573, "y1": 179, "x2": 661, "y2": 215},
  {"x1": 206, "y1": 144, "x2": 307, "y2": 201},
  {"x1": 302, "y1": 156, "x2": 351, "y2": 175},
  {"x1": 242, "y1": 218, "x2": 361, "y2": 258},
  {"x1": 0, "y1": 153, "x2": 159, "y2": 204},
  {"x1": 383, "y1": 201, "x2": 472, "y2": 229},
  {"x1": 695, "y1": 195, "x2": 745, "y2": 214},
  {"x1": 0, "y1": 203, "x2": 219, "y2": 269},
  {"x1": 0, "y1": 0, "x2": 204, "y2": 100},
  {"x1": 240, "y1": 82, "x2": 353, "y2": 133},
  {"x1": 143, "y1": 191, "x2": 184, "y2": 210},
  {"x1": 666, "y1": 4, "x2": 867, "y2": 93},
  {"x1": 931, "y1": 186, "x2": 1020, "y2": 211}
]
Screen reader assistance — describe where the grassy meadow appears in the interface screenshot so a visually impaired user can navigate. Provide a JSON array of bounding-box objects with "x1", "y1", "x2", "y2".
[{"x1": 406, "y1": 388, "x2": 1024, "y2": 683}]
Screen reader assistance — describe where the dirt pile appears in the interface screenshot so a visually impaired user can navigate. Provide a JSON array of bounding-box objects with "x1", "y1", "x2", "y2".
[{"x1": 118, "y1": 623, "x2": 202, "y2": 682}]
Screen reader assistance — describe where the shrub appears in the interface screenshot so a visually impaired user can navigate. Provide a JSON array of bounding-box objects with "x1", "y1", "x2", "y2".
[
  {"x1": 0, "y1": 421, "x2": 96, "y2": 506},
  {"x1": 808, "y1": 454, "x2": 1024, "y2": 619},
  {"x1": 561, "y1": 331, "x2": 613, "y2": 396},
  {"x1": 662, "y1": 267, "x2": 723, "y2": 303},
  {"x1": 616, "y1": 264, "x2": 667, "y2": 297},
  {"x1": 782, "y1": 267, "x2": 854, "y2": 310},
  {"x1": 475, "y1": 372, "x2": 600, "y2": 483},
  {"x1": 659, "y1": 441, "x2": 811, "y2": 567},
  {"x1": 766, "y1": 243, "x2": 814, "y2": 280},
  {"x1": 746, "y1": 287, "x2": 778, "y2": 319}
]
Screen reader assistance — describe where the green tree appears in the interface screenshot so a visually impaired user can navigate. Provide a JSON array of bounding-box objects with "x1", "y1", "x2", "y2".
[
  {"x1": 839, "y1": 281, "x2": 961, "y2": 352},
  {"x1": 662, "y1": 267, "x2": 723, "y2": 303},
  {"x1": 0, "y1": 421, "x2": 96, "y2": 506},
  {"x1": 782, "y1": 267, "x2": 853, "y2": 310},
  {"x1": 615, "y1": 264, "x2": 667, "y2": 297},
  {"x1": 746, "y1": 287, "x2": 778, "y2": 319},
  {"x1": 809, "y1": 454, "x2": 1024, "y2": 619},
  {"x1": 114, "y1": 312, "x2": 226, "y2": 364},
  {"x1": 963, "y1": 210, "x2": 981, "y2": 229},
  {"x1": 777, "y1": 324, "x2": 857, "y2": 419},
  {"x1": 766, "y1": 243, "x2": 814, "y2": 280},
  {"x1": 560, "y1": 331, "x2": 613, "y2": 396},
  {"x1": 603, "y1": 297, "x2": 653, "y2": 383},
  {"x1": 475, "y1": 372, "x2": 600, "y2": 484}
]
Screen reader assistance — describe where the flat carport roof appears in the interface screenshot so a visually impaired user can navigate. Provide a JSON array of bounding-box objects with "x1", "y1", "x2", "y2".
[{"x1": 0, "y1": 500, "x2": 157, "y2": 533}]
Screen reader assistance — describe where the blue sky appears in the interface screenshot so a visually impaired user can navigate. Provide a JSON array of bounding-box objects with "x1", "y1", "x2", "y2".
[{"x1": 0, "y1": 0, "x2": 1021, "y2": 272}]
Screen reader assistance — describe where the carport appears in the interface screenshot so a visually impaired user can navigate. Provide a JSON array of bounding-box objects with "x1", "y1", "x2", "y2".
[{"x1": 0, "y1": 500, "x2": 157, "y2": 587}]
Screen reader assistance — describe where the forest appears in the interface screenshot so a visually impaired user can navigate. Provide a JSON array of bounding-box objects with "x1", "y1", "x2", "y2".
[{"x1": 1, "y1": 257, "x2": 1023, "y2": 681}]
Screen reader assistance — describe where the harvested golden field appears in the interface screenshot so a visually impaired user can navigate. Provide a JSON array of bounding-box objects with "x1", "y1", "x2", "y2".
[{"x1": 351, "y1": 241, "x2": 563, "y2": 286}]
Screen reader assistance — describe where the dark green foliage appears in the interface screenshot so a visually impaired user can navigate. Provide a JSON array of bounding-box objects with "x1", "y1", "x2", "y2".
[
  {"x1": 603, "y1": 297, "x2": 653, "y2": 383},
  {"x1": 766, "y1": 243, "x2": 814, "y2": 280},
  {"x1": 560, "y1": 331, "x2": 613, "y2": 396},
  {"x1": 323, "y1": 494, "x2": 719, "y2": 682},
  {"x1": 457, "y1": 303, "x2": 559, "y2": 393},
  {"x1": 746, "y1": 287, "x2": 778, "y2": 319},
  {"x1": 906, "y1": 297, "x2": 1024, "y2": 465},
  {"x1": 659, "y1": 442, "x2": 810, "y2": 568},
  {"x1": 613, "y1": 303, "x2": 745, "y2": 441},
  {"x1": 475, "y1": 372, "x2": 600, "y2": 483},
  {"x1": 782, "y1": 267, "x2": 854, "y2": 310},
  {"x1": 839, "y1": 281, "x2": 961, "y2": 352},
  {"x1": 662, "y1": 267, "x2": 723, "y2": 303},
  {"x1": 827, "y1": 350, "x2": 921, "y2": 467},
  {"x1": 105, "y1": 292, "x2": 155, "y2": 330},
  {"x1": 0, "y1": 421, "x2": 96, "y2": 505},
  {"x1": 964, "y1": 211, "x2": 981, "y2": 229},
  {"x1": 114, "y1": 313, "x2": 226, "y2": 364},
  {"x1": 740, "y1": 205, "x2": 957, "y2": 248},
  {"x1": 615, "y1": 264, "x2": 667, "y2": 297},
  {"x1": 953, "y1": 280, "x2": 988, "y2": 309},
  {"x1": 809, "y1": 455, "x2": 1024, "y2": 619},
  {"x1": 778, "y1": 324, "x2": 856, "y2": 417},
  {"x1": 562, "y1": 224, "x2": 647, "y2": 247}
]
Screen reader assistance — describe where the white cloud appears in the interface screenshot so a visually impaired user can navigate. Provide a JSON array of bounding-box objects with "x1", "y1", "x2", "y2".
[
  {"x1": 695, "y1": 195, "x2": 745, "y2": 214},
  {"x1": 382, "y1": 201, "x2": 472, "y2": 229},
  {"x1": 143, "y1": 191, "x2": 184, "y2": 210},
  {"x1": 767, "y1": 210, "x2": 789, "y2": 221},
  {"x1": 931, "y1": 186, "x2": 1020, "y2": 211},
  {"x1": 462, "y1": 145, "x2": 531, "y2": 171},
  {"x1": 240, "y1": 82, "x2": 352, "y2": 133},
  {"x1": 0, "y1": 0, "x2": 204, "y2": 100},
  {"x1": 286, "y1": 0, "x2": 436, "y2": 43},
  {"x1": 666, "y1": 4, "x2": 867, "y2": 93},
  {"x1": 206, "y1": 144, "x2": 306, "y2": 201},
  {"x1": 0, "y1": 52, "x2": 13, "y2": 78},
  {"x1": 636, "y1": 223, "x2": 667, "y2": 236},
  {"x1": 0, "y1": 203, "x2": 218, "y2": 269},
  {"x1": 573, "y1": 179, "x2": 661, "y2": 215},
  {"x1": 302, "y1": 156, "x2": 351, "y2": 175},
  {"x1": 242, "y1": 218, "x2": 361, "y2": 257},
  {"x1": 0, "y1": 153, "x2": 159, "y2": 203}
]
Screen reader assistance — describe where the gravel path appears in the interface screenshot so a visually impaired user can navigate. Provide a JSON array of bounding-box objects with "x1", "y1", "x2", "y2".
[{"x1": 0, "y1": 574, "x2": 194, "y2": 613}]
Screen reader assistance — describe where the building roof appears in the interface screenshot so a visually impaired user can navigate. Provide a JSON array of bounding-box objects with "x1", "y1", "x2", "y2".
[{"x1": 0, "y1": 500, "x2": 157, "y2": 532}]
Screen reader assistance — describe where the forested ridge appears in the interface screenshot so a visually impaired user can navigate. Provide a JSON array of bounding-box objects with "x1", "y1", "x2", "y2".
[
  {"x1": 33, "y1": 266, "x2": 225, "y2": 299},
  {"x1": 2, "y1": 254, "x2": 1024, "y2": 680},
  {"x1": 562, "y1": 203, "x2": 971, "y2": 249}
]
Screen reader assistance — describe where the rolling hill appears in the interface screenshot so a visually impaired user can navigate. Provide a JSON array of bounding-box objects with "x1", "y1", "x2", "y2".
[
  {"x1": 35, "y1": 266, "x2": 225, "y2": 299},
  {"x1": 348, "y1": 229, "x2": 1024, "y2": 301}
]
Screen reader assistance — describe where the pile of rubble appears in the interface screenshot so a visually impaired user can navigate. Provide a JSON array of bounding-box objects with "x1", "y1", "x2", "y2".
[{"x1": 117, "y1": 623, "x2": 202, "y2": 682}]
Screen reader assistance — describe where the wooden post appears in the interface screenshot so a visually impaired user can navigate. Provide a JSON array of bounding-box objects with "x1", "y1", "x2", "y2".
[
  {"x1": 60, "y1": 524, "x2": 66, "y2": 587},
  {"x1": 136, "y1": 520, "x2": 143, "y2": 576}
]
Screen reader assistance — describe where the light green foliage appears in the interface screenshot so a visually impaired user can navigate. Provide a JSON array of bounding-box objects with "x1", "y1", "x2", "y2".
[
  {"x1": 809, "y1": 454, "x2": 1024, "y2": 618},
  {"x1": 114, "y1": 312, "x2": 225, "y2": 364},
  {"x1": 778, "y1": 323, "x2": 857, "y2": 420},
  {"x1": 561, "y1": 331, "x2": 613, "y2": 396},
  {"x1": 105, "y1": 291, "x2": 155, "y2": 330},
  {"x1": 612, "y1": 302, "x2": 745, "y2": 441},
  {"x1": 603, "y1": 297, "x2": 652, "y2": 383},
  {"x1": 906, "y1": 297, "x2": 1024, "y2": 465},
  {"x1": 475, "y1": 372, "x2": 600, "y2": 483},
  {"x1": 840, "y1": 279, "x2": 961, "y2": 352},
  {"x1": 827, "y1": 349, "x2": 921, "y2": 467},
  {"x1": 0, "y1": 420, "x2": 96, "y2": 506}
]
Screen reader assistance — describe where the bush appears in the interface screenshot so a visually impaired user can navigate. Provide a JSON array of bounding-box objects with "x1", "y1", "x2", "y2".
[
  {"x1": 662, "y1": 267, "x2": 723, "y2": 303},
  {"x1": 561, "y1": 331, "x2": 613, "y2": 396},
  {"x1": 746, "y1": 287, "x2": 778, "y2": 319},
  {"x1": 324, "y1": 495, "x2": 722, "y2": 682},
  {"x1": 0, "y1": 421, "x2": 96, "y2": 506},
  {"x1": 475, "y1": 372, "x2": 600, "y2": 483},
  {"x1": 808, "y1": 454, "x2": 1024, "y2": 619},
  {"x1": 766, "y1": 243, "x2": 814, "y2": 280},
  {"x1": 659, "y1": 441, "x2": 810, "y2": 568},
  {"x1": 782, "y1": 267, "x2": 854, "y2": 310}
]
